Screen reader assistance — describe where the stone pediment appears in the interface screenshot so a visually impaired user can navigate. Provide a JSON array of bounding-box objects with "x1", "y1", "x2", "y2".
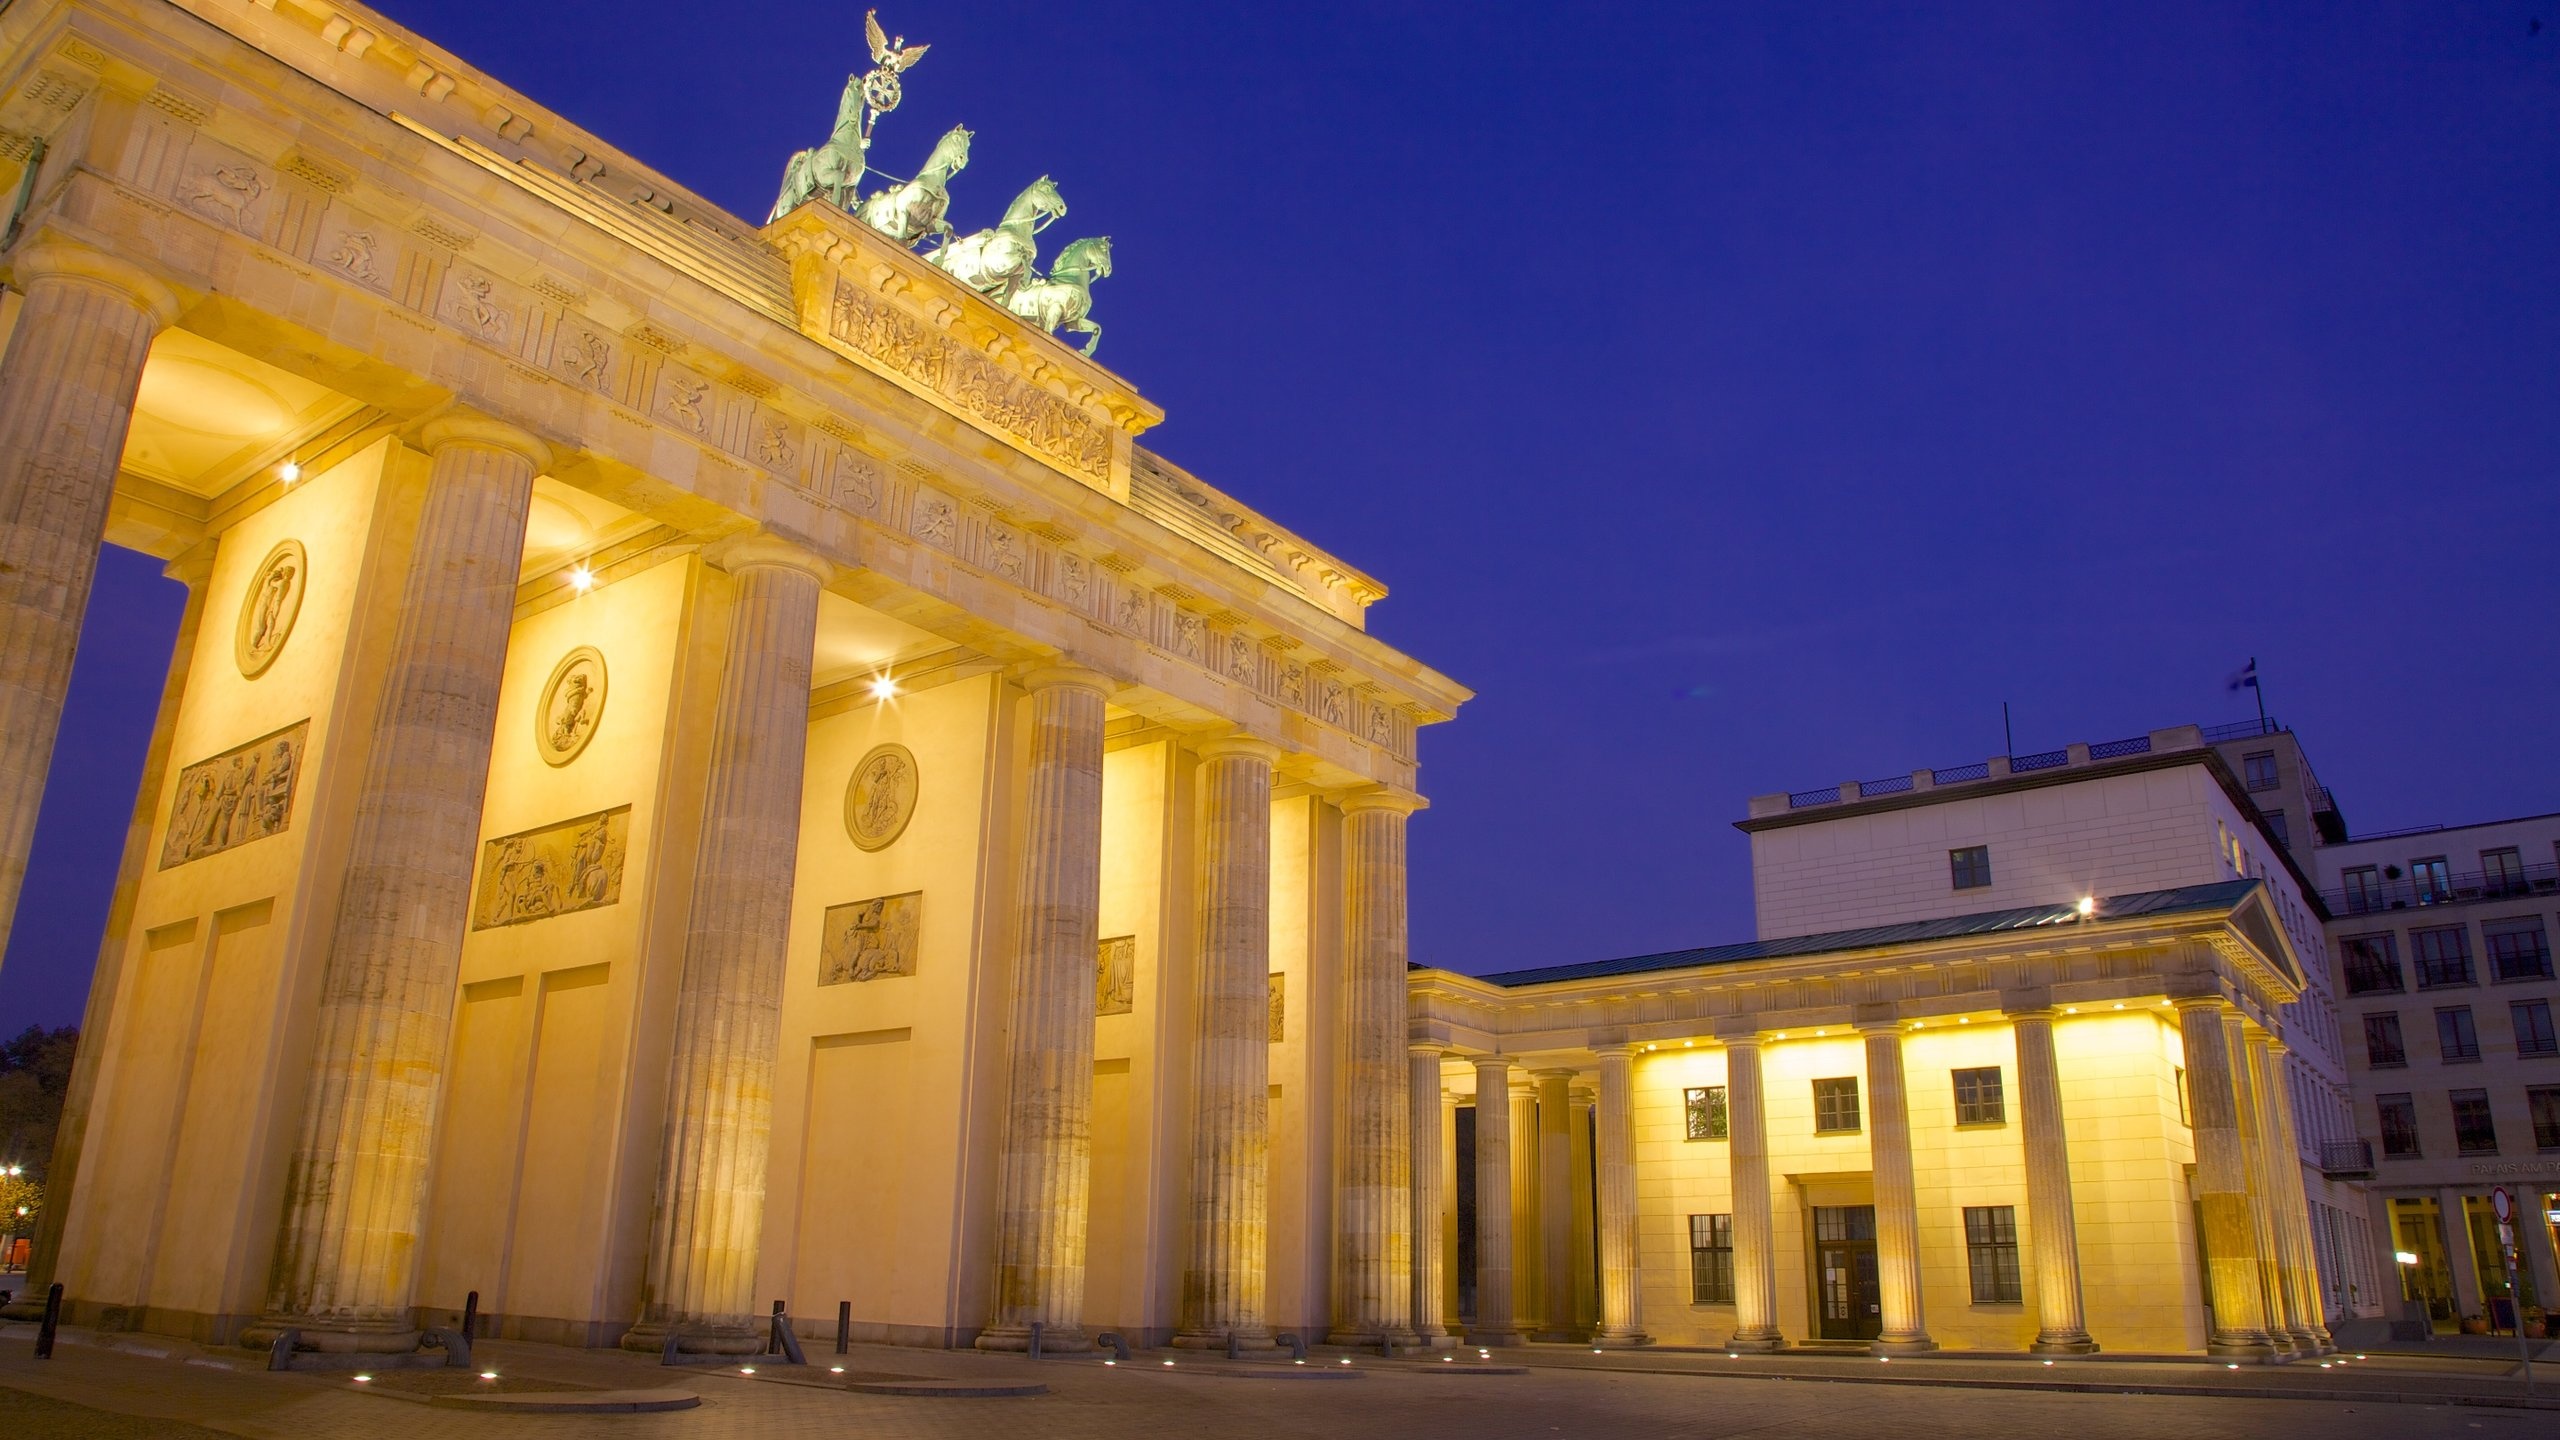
[{"x1": 767, "y1": 202, "x2": 1161, "y2": 503}]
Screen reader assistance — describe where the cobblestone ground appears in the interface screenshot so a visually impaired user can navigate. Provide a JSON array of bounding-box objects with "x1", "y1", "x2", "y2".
[{"x1": 0, "y1": 1327, "x2": 2551, "y2": 1440}]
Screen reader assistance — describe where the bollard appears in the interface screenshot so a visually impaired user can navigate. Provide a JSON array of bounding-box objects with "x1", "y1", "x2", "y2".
[
  {"x1": 1278, "y1": 1331, "x2": 1307, "y2": 1362},
  {"x1": 1381, "y1": 1332, "x2": 1393, "y2": 1359},
  {"x1": 462, "y1": 1289, "x2": 480, "y2": 1342},
  {"x1": 1097, "y1": 1331, "x2": 1133, "y2": 1363},
  {"x1": 836, "y1": 1300, "x2": 851, "y2": 1356},
  {"x1": 33, "y1": 1283, "x2": 62, "y2": 1359},
  {"x1": 1027, "y1": 1320, "x2": 1043, "y2": 1360},
  {"x1": 1226, "y1": 1331, "x2": 1240, "y2": 1360},
  {"x1": 767, "y1": 1302, "x2": 806, "y2": 1365}
]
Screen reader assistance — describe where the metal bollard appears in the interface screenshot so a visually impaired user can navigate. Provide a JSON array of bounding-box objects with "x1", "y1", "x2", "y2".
[
  {"x1": 1096, "y1": 1331, "x2": 1133, "y2": 1363},
  {"x1": 1226, "y1": 1331, "x2": 1241, "y2": 1360},
  {"x1": 1027, "y1": 1320, "x2": 1043, "y2": 1360},
  {"x1": 1381, "y1": 1332, "x2": 1394, "y2": 1359},
  {"x1": 462, "y1": 1289, "x2": 480, "y2": 1342},
  {"x1": 1278, "y1": 1331, "x2": 1307, "y2": 1362},
  {"x1": 836, "y1": 1300, "x2": 851, "y2": 1356},
  {"x1": 34, "y1": 1284, "x2": 61, "y2": 1359}
]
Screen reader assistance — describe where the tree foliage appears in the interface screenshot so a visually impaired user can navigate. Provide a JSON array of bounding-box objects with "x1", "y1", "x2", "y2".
[{"x1": 0, "y1": 1025, "x2": 77, "y2": 1182}]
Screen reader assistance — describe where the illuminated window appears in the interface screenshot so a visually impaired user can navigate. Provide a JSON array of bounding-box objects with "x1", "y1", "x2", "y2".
[
  {"x1": 1683, "y1": 1085, "x2": 1728, "y2": 1141},
  {"x1": 1688, "y1": 1214, "x2": 1734, "y2": 1304},
  {"x1": 1949, "y1": 846, "x2": 1992, "y2": 891},
  {"x1": 1963, "y1": 1206, "x2": 2023, "y2": 1303},
  {"x1": 1812, "y1": 1077, "x2": 1861, "y2": 1134},
  {"x1": 1952, "y1": 1067, "x2": 2005, "y2": 1125}
]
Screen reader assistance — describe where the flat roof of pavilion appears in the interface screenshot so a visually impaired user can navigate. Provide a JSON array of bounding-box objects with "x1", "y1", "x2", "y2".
[{"x1": 1471, "y1": 879, "x2": 2264, "y2": 989}]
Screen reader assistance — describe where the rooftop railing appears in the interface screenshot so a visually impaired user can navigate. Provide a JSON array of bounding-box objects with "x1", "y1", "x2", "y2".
[
  {"x1": 1769, "y1": 733, "x2": 2162, "y2": 813},
  {"x1": 2324, "y1": 861, "x2": 2560, "y2": 916}
]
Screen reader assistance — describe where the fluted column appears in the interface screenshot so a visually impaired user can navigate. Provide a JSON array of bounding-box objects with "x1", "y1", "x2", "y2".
[
  {"x1": 1409, "y1": 1045, "x2": 1449, "y2": 1343},
  {"x1": 2228, "y1": 1016, "x2": 2299, "y2": 1355},
  {"x1": 2246, "y1": 1030, "x2": 2326, "y2": 1353},
  {"x1": 2260, "y1": 1038, "x2": 2334, "y2": 1353},
  {"x1": 3, "y1": 545, "x2": 210, "y2": 1321},
  {"x1": 2006, "y1": 1000, "x2": 2096, "y2": 1352},
  {"x1": 1466, "y1": 1056, "x2": 1524, "y2": 1345},
  {"x1": 1174, "y1": 736, "x2": 1280, "y2": 1349},
  {"x1": 258, "y1": 416, "x2": 548, "y2": 1349},
  {"x1": 1858, "y1": 1012, "x2": 1933, "y2": 1352},
  {"x1": 979, "y1": 666, "x2": 1112, "y2": 1352},
  {"x1": 625, "y1": 541, "x2": 828, "y2": 1353},
  {"x1": 1329, "y1": 789, "x2": 1418, "y2": 1345},
  {"x1": 1509, "y1": 1077, "x2": 1541, "y2": 1334},
  {"x1": 2176, "y1": 995, "x2": 2274, "y2": 1358},
  {"x1": 0, "y1": 242, "x2": 180, "y2": 973},
  {"x1": 1723, "y1": 1027, "x2": 1783, "y2": 1351},
  {"x1": 1593, "y1": 1044, "x2": 1648, "y2": 1344},
  {"x1": 1534, "y1": 1068, "x2": 1579, "y2": 1340}
]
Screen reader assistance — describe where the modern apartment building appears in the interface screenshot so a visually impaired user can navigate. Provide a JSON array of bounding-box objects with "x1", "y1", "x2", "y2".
[
  {"x1": 2312, "y1": 813, "x2": 2560, "y2": 1331},
  {"x1": 1741, "y1": 723, "x2": 2379, "y2": 1325}
]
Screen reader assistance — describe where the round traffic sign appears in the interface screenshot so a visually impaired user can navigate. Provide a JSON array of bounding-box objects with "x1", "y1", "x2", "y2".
[{"x1": 2491, "y1": 1186, "x2": 2514, "y2": 1223}]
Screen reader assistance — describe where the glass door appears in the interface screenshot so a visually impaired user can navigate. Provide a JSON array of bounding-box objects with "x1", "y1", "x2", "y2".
[{"x1": 1812, "y1": 1205, "x2": 1882, "y2": 1340}]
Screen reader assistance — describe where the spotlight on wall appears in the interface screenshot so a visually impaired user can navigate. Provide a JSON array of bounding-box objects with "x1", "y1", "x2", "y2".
[
  {"x1": 2076, "y1": 896, "x2": 2096, "y2": 918},
  {"x1": 2394, "y1": 1250, "x2": 2419, "y2": 1266},
  {"x1": 871, "y1": 675, "x2": 898, "y2": 701},
  {"x1": 569, "y1": 564, "x2": 596, "y2": 593},
  {"x1": 278, "y1": 461, "x2": 302, "y2": 485}
]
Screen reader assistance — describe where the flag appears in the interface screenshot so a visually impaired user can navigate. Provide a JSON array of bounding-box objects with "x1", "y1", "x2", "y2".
[{"x1": 2225, "y1": 659, "x2": 2258, "y2": 693}]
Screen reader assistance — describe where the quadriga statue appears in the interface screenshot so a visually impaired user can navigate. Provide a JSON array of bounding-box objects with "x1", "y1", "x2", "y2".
[
  {"x1": 929, "y1": 176, "x2": 1065, "y2": 302},
  {"x1": 1006, "y1": 236, "x2": 1112, "y2": 356},
  {"x1": 855, "y1": 124, "x2": 972, "y2": 249}
]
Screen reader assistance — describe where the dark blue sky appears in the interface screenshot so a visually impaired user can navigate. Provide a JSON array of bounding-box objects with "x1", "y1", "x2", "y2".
[{"x1": 6, "y1": 2, "x2": 2556, "y2": 1029}]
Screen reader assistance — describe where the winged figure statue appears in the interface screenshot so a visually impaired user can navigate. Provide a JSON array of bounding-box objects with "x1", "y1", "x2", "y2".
[{"x1": 862, "y1": 10, "x2": 931, "y2": 116}]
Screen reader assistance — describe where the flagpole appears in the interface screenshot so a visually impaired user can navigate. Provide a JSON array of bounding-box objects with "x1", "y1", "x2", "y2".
[{"x1": 2252, "y1": 656, "x2": 2269, "y2": 732}]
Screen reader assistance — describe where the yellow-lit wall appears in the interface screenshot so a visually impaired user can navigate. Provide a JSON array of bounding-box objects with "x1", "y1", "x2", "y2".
[
  {"x1": 1632, "y1": 1011, "x2": 2207, "y2": 1353},
  {"x1": 1087, "y1": 738, "x2": 1187, "y2": 1341},
  {"x1": 1267, "y1": 793, "x2": 1339, "y2": 1339}
]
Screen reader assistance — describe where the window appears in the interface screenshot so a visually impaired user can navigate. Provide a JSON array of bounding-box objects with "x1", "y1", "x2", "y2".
[
  {"x1": 2412, "y1": 857, "x2": 2452, "y2": 904},
  {"x1": 2516, "y1": 1000, "x2": 2558, "y2": 1057},
  {"x1": 2362, "y1": 1013, "x2": 2406, "y2": 1068},
  {"x1": 2242, "y1": 751, "x2": 2279, "y2": 792},
  {"x1": 1688, "y1": 1214, "x2": 1734, "y2": 1303},
  {"x1": 1949, "y1": 845, "x2": 1992, "y2": 891},
  {"x1": 1964, "y1": 1206, "x2": 2024, "y2": 1303},
  {"x1": 1812, "y1": 1077, "x2": 1861, "y2": 1134},
  {"x1": 2377, "y1": 1093, "x2": 2420, "y2": 1157},
  {"x1": 1683, "y1": 1085, "x2": 1728, "y2": 1141},
  {"x1": 2532, "y1": 1089, "x2": 2560, "y2": 1152},
  {"x1": 2482, "y1": 847, "x2": 2527, "y2": 898},
  {"x1": 2342, "y1": 866, "x2": 2384, "y2": 915},
  {"x1": 2484, "y1": 916, "x2": 2554, "y2": 983},
  {"x1": 2264, "y1": 810, "x2": 2289, "y2": 846},
  {"x1": 1952, "y1": 1066, "x2": 2006, "y2": 1125},
  {"x1": 2437, "y1": 1006, "x2": 2481, "y2": 1062},
  {"x1": 2174, "y1": 1066, "x2": 2189, "y2": 1127},
  {"x1": 2450, "y1": 1089, "x2": 2498, "y2": 1155},
  {"x1": 2412, "y1": 926, "x2": 2474, "y2": 988},
  {"x1": 2340, "y1": 933, "x2": 2404, "y2": 994}
]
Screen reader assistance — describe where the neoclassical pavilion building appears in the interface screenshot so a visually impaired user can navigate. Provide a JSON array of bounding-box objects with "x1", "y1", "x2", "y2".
[
  {"x1": 1406, "y1": 882, "x2": 2340, "y2": 1357},
  {"x1": 0, "y1": 0, "x2": 1466, "y2": 1353}
]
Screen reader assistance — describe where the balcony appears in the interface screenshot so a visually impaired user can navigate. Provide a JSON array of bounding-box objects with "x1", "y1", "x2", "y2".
[
  {"x1": 2320, "y1": 1139, "x2": 2375, "y2": 1179},
  {"x1": 2324, "y1": 861, "x2": 2560, "y2": 916}
]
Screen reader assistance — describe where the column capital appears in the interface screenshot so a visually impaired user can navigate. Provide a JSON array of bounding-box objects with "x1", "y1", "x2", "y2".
[
  {"x1": 1531, "y1": 1065, "x2": 1579, "y2": 1083},
  {"x1": 1336, "y1": 785, "x2": 1424, "y2": 818},
  {"x1": 704, "y1": 530, "x2": 835, "y2": 585},
  {"x1": 1409, "y1": 1040, "x2": 1449, "y2": 1061},
  {"x1": 7, "y1": 238, "x2": 181, "y2": 328},
  {"x1": 418, "y1": 411, "x2": 551, "y2": 473},
  {"x1": 2170, "y1": 986, "x2": 2230, "y2": 1014},
  {"x1": 1714, "y1": 1015, "x2": 1763, "y2": 1046},
  {"x1": 1589, "y1": 1041, "x2": 1636, "y2": 1060},
  {"x1": 1193, "y1": 732, "x2": 1282, "y2": 767},
  {"x1": 1851, "y1": 1002, "x2": 1903, "y2": 1035},
  {"x1": 1017, "y1": 662, "x2": 1114, "y2": 698}
]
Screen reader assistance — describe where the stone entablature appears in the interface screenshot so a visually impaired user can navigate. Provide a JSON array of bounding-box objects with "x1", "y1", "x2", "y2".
[{"x1": 0, "y1": 0, "x2": 1461, "y2": 786}]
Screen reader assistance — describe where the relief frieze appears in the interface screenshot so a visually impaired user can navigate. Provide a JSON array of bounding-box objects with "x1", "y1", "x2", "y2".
[
  {"x1": 819, "y1": 891, "x2": 922, "y2": 984},
  {"x1": 159, "y1": 720, "x2": 307, "y2": 869},
  {"x1": 1097, "y1": 935, "x2": 1136, "y2": 1017},
  {"x1": 471, "y1": 806, "x2": 630, "y2": 929},
  {"x1": 827, "y1": 280, "x2": 1111, "y2": 481}
]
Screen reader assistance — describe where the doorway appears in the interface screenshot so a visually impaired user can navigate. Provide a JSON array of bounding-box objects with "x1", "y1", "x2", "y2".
[{"x1": 1812, "y1": 1205, "x2": 1882, "y2": 1340}]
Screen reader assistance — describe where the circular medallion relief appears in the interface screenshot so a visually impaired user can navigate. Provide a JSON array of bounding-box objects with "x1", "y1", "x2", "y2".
[
  {"x1": 535, "y1": 646, "x2": 608, "y2": 767},
  {"x1": 234, "y1": 539, "x2": 307, "y2": 678},
  {"x1": 844, "y1": 743, "x2": 919, "y2": 852}
]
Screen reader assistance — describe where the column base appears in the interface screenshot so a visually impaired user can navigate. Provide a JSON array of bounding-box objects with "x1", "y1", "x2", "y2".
[
  {"x1": 240, "y1": 1316, "x2": 421, "y2": 1354},
  {"x1": 1170, "y1": 1326, "x2": 1276, "y2": 1351},
  {"x1": 1325, "y1": 1325, "x2": 1420, "y2": 1348},
  {"x1": 2029, "y1": 1331, "x2": 2100, "y2": 1354},
  {"x1": 1724, "y1": 1328, "x2": 1786, "y2": 1353},
  {"x1": 976, "y1": 1323, "x2": 1092, "y2": 1354},
  {"x1": 0, "y1": 1296, "x2": 50, "y2": 1323},
  {"x1": 1462, "y1": 1327, "x2": 1526, "y2": 1347},
  {"x1": 1872, "y1": 1333, "x2": 1937, "y2": 1354},
  {"x1": 618, "y1": 1319, "x2": 761, "y2": 1355},
  {"x1": 2206, "y1": 1330, "x2": 2278, "y2": 1361},
  {"x1": 1594, "y1": 1329, "x2": 1653, "y2": 1347},
  {"x1": 2287, "y1": 1327, "x2": 2329, "y2": 1355},
  {"x1": 1414, "y1": 1333, "x2": 1462, "y2": 1349},
  {"x1": 1531, "y1": 1327, "x2": 1590, "y2": 1344}
]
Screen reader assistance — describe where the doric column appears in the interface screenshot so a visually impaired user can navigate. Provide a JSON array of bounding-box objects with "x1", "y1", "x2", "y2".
[
  {"x1": 0, "y1": 242, "x2": 180, "y2": 973},
  {"x1": 1466, "y1": 1056, "x2": 1524, "y2": 1345},
  {"x1": 258, "y1": 415, "x2": 549, "y2": 1350},
  {"x1": 2005, "y1": 998, "x2": 2096, "y2": 1353},
  {"x1": 2, "y1": 545, "x2": 210, "y2": 1321},
  {"x1": 1409, "y1": 1045, "x2": 1449, "y2": 1343},
  {"x1": 2228, "y1": 1015, "x2": 2300, "y2": 1355},
  {"x1": 1534, "y1": 1068, "x2": 1579, "y2": 1340},
  {"x1": 2245, "y1": 1030, "x2": 2325, "y2": 1354},
  {"x1": 1329, "y1": 789, "x2": 1419, "y2": 1345},
  {"x1": 2175, "y1": 995, "x2": 2274, "y2": 1358},
  {"x1": 1174, "y1": 736, "x2": 1280, "y2": 1350},
  {"x1": 1722, "y1": 1025, "x2": 1783, "y2": 1351},
  {"x1": 1857, "y1": 1009, "x2": 1933, "y2": 1352},
  {"x1": 625, "y1": 540, "x2": 829, "y2": 1353},
  {"x1": 1593, "y1": 1044, "x2": 1648, "y2": 1344},
  {"x1": 1509, "y1": 1077, "x2": 1541, "y2": 1334},
  {"x1": 2260, "y1": 1037, "x2": 2336, "y2": 1354},
  {"x1": 979, "y1": 666, "x2": 1113, "y2": 1352}
]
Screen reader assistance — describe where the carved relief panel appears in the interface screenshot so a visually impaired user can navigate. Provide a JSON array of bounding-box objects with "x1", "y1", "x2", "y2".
[
  {"x1": 819, "y1": 891, "x2": 923, "y2": 984},
  {"x1": 844, "y1": 744, "x2": 919, "y2": 852},
  {"x1": 1268, "y1": 972, "x2": 1285, "y2": 1043},
  {"x1": 234, "y1": 539, "x2": 305, "y2": 678},
  {"x1": 535, "y1": 647, "x2": 607, "y2": 766},
  {"x1": 159, "y1": 720, "x2": 308, "y2": 869},
  {"x1": 471, "y1": 806, "x2": 631, "y2": 929},
  {"x1": 1096, "y1": 935, "x2": 1136, "y2": 1017}
]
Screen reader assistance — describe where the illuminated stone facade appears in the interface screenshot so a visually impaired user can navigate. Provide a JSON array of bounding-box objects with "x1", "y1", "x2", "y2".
[{"x1": 0, "y1": 0, "x2": 1465, "y2": 1353}]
